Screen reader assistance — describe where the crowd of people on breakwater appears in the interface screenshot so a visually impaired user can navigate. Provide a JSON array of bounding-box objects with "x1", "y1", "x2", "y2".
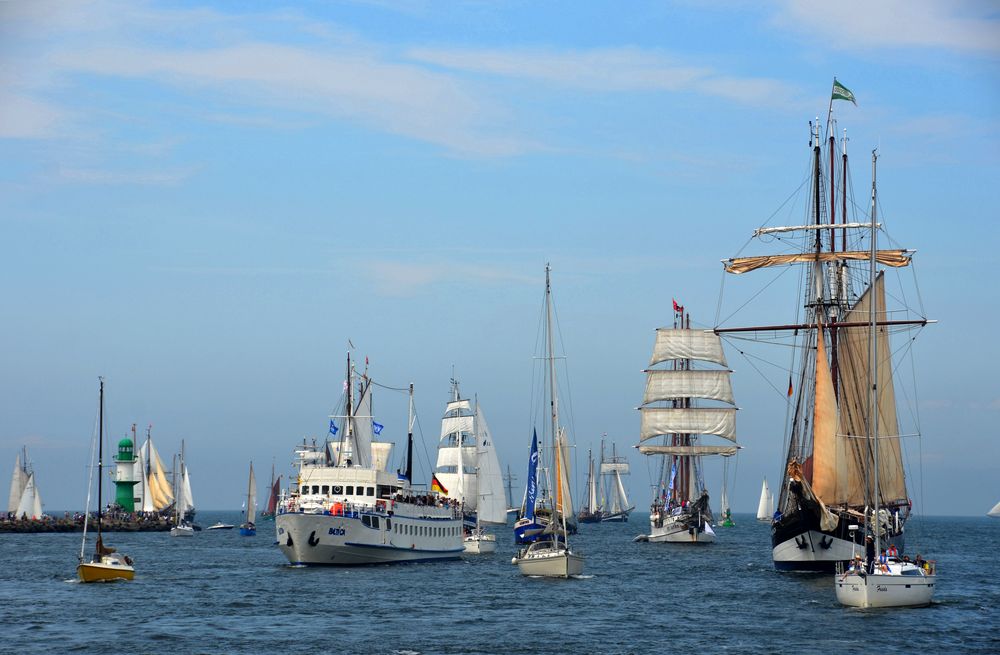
[{"x1": 1, "y1": 505, "x2": 174, "y2": 532}]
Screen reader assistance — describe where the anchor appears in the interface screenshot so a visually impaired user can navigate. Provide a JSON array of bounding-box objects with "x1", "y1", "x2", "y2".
[
  {"x1": 819, "y1": 535, "x2": 833, "y2": 550},
  {"x1": 795, "y1": 535, "x2": 808, "y2": 550},
  {"x1": 286, "y1": 534, "x2": 294, "y2": 547},
  {"x1": 308, "y1": 531, "x2": 319, "y2": 547}
]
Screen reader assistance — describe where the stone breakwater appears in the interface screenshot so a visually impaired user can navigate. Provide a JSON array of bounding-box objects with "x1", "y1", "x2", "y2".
[{"x1": 0, "y1": 515, "x2": 172, "y2": 533}]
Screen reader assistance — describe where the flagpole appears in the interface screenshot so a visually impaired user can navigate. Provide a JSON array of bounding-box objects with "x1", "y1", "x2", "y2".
[{"x1": 825, "y1": 77, "x2": 837, "y2": 139}]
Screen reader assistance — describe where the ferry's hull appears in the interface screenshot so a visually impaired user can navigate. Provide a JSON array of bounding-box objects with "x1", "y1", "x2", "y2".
[
  {"x1": 276, "y1": 511, "x2": 462, "y2": 566},
  {"x1": 77, "y1": 560, "x2": 134, "y2": 583}
]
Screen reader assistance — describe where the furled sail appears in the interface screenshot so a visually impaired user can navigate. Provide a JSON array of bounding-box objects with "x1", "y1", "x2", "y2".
[
  {"x1": 650, "y1": 329, "x2": 728, "y2": 367},
  {"x1": 642, "y1": 370, "x2": 735, "y2": 405},
  {"x1": 638, "y1": 445, "x2": 739, "y2": 456},
  {"x1": 724, "y1": 250, "x2": 912, "y2": 274},
  {"x1": 554, "y1": 427, "x2": 574, "y2": 519},
  {"x1": 639, "y1": 407, "x2": 737, "y2": 442},
  {"x1": 245, "y1": 463, "x2": 257, "y2": 524}
]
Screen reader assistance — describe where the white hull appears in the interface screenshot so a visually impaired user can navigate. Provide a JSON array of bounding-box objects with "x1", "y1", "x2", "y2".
[
  {"x1": 170, "y1": 524, "x2": 194, "y2": 537},
  {"x1": 513, "y1": 542, "x2": 584, "y2": 578},
  {"x1": 836, "y1": 562, "x2": 936, "y2": 608},
  {"x1": 646, "y1": 513, "x2": 715, "y2": 544},
  {"x1": 463, "y1": 532, "x2": 497, "y2": 554},
  {"x1": 276, "y1": 509, "x2": 462, "y2": 566},
  {"x1": 772, "y1": 530, "x2": 857, "y2": 569}
]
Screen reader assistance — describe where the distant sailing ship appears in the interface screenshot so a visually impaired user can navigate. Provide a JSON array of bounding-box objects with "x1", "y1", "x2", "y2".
[
  {"x1": 579, "y1": 439, "x2": 634, "y2": 523},
  {"x1": 988, "y1": 502, "x2": 1000, "y2": 518},
  {"x1": 717, "y1": 80, "x2": 933, "y2": 572},
  {"x1": 635, "y1": 302, "x2": 740, "y2": 544},
  {"x1": 7, "y1": 447, "x2": 43, "y2": 520},
  {"x1": 170, "y1": 442, "x2": 195, "y2": 537},
  {"x1": 261, "y1": 463, "x2": 281, "y2": 520}
]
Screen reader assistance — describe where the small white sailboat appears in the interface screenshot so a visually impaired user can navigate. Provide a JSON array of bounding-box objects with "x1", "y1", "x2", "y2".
[
  {"x1": 239, "y1": 461, "x2": 257, "y2": 536},
  {"x1": 170, "y1": 443, "x2": 195, "y2": 537},
  {"x1": 576, "y1": 448, "x2": 602, "y2": 523},
  {"x1": 599, "y1": 440, "x2": 634, "y2": 522},
  {"x1": 756, "y1": 477, "x2": 774, "y2": 522},
  {"x1": 463, "y1": 397, "x2": 502, "y2": 554},
  {"x1": 512, "y1": 265, "x2": 585, "y2": 578},
  {"x1": 834, "y1": 148, "x2": 936, "y2": 608},
  {"x1": 988, "y1": 502, "x2": 1000, "y2": 518},
  {"x1": 206, "y1": 522, "x2": 234, "y2": 530},
  {"x1": 8, "y1": 448, "x2": 43, "y2": 520},
  {"x1": 77, "y1": 378, "x2": 135, "y2": 583}
]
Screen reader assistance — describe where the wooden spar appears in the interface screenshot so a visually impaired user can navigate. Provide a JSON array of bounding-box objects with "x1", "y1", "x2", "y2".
[{"x1": 714, "y1": 318, "x2": 932, "y2": 334}]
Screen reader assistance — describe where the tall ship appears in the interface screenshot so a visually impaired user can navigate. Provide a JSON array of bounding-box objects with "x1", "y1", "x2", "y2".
[
  {"x1": 635, "y1": 302, "x2": 740, "y2": 544},
  {"x1": 276, "y1": 354, "x2": 463, "y2": 566},
  {"x1": 716, "y1": 80, "x2": 932, "y2": 571},
  {"x1": 578, "y1": 438, "x2": 634, "y2": 523},
  {"x1": 433, "y1": 378, "x2": 507, "y2": 528}
]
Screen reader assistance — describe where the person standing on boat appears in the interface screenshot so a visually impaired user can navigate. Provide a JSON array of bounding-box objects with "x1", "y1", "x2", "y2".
[
  {"x1": 887, "y1": 543, "x2": 898, "y2": 559},
  {"x1": 865, "y1": 535, "x2": 875, "y2": 574}
]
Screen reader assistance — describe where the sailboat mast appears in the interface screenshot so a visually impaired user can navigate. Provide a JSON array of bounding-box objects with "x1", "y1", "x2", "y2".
[
  {"x1": 869, "y1": 149, "x2": 881, "y2": 554},
  {"x1": 97, "y1": 377, "x2": 104, "y2": 543},
  {"x1": 544, "y1": 264, "x2": 569, "y2": 538},
  {"x1": 405, "y1": 383, "x2": 414, "y2": 485}
]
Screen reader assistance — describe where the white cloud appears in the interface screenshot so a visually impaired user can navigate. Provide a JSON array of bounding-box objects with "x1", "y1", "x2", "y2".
[
  {"x1": 0, "y1": 91, "x2": 64, "y2": 138},
  {"x1": 774, "y1": 0, "x2": 1000, "y2": 55}
]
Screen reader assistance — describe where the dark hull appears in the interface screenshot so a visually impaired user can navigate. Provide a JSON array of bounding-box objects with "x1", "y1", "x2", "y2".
[{"x1": 771, "y1": 508, "x2": 905, "y2": 573}]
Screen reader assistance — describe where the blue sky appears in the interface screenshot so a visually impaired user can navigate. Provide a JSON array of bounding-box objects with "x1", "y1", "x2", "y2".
[{"x1": 2, "y1": 0, "x2": 997, "y2": 517}]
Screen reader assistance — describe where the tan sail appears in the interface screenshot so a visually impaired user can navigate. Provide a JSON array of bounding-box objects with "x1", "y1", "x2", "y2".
[
  {"x1": 836, "y1": 272, "x2": 906, "y2": 506},
  {"x1": 642, "y1": 370, "x2": 735, "y2": 405},
  {"x1": 639, "y1": 407, "x2": 737, "y2": 442},
  {"x1": 810, "y1": 320, "x2": 843, "y2": 505},
  {"x1": 724, "y1": 250, "x2": 911, "y2": 275},
  {"x1": 649, "y1": 329, "x2": 728, "y2": 367}
]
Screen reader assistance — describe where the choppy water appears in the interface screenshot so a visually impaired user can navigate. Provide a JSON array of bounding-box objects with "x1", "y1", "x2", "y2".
[{"x1": 2, "y1": 513, "x2": 997, "y2": 654}]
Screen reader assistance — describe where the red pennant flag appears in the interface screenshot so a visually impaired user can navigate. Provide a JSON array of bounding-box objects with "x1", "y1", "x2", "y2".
[
  {"x1": 787, "y1": 376, "x2": 794, "y2": 397},
  {"x1": 672, "y1": 298, "x2": 682, "y2": 313}
]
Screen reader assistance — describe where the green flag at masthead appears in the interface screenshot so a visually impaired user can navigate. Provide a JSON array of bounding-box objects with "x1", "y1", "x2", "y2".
[{"x1": 832, "y1": 78, "x2": 857, "y2": 105}]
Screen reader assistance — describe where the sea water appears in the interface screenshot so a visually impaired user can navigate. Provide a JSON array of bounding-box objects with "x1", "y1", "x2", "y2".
[{"x1": 2, "y1": 513, "x2": 997, "y2": 654}]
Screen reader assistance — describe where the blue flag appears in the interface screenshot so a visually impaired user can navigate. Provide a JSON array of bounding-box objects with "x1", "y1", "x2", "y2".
[
  {"x1": 524, "y1": 429, "x2": 539, "y2": 522},
  {"x1": 667, "y1": 460, "x2": 677, "y2": 493},
  {"x1": 372, "y1": 421, "x2": 384, "y2": 436},
  {"x1": 329, "y1": 420, "x2": 338, "y2": 436}
]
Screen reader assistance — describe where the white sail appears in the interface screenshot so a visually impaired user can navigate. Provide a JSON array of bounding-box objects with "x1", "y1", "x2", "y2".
[
  {"x1": 370, "y1": 442, "x2": 394, "y2": 472},
  {"x1": 756, "y1": 478, "x2": 773, "y2": 521},
  {"x1": 638, "y1": 444, "x2": 739, "y2": 456},
  {"x1": 16, "y1": 472, "x2": 39, "y2": 519},
  {"x1": 586, "y1": 453, "x2": 598, "y2": 512},
  {"x1": 639, "y1": 407, "x2": 737, "y2": 442},
  {"x1": 8, "y1": 453, "x2": 28, "y2": 514},
  {"x1": 474, "y1": 403, "x2": 507, "y2": 524},
  {"x1": 435, "y1": 382, "x2": 479, "y2": 508},
  {"x1": 650, "y1": 329, "x2": 728, "y2": 367},
  {"x1": 988, "y1": 501, "x2": 1000, "y2": 518},
  {"x1": 135, "y1": 443, "x2": 156, "y2": 513},
  {"x1": 642, "y1": 370, "x2": 735, "y2": 405},
  {"x1": 610, "y1": 469, "x2": 630, "y2": 514}
]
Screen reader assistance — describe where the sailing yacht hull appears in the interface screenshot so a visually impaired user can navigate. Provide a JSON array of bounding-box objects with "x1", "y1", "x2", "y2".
[
  {"x1": 276, "y1": 510, "x2": 462, "y2": 566},
  {"x1": 77, "y1": 558, "x2": 134, "y2": 583},
  {"x1": 170, "y1": 525, "x2": 194, "y2": 537},
  {"x1": 836, "y1": 564, "x2": 936, "y2": 608},
  {"x1": 600, "y1": 510, "x2": 630, "y2": 523},
  {"x1": 514, "y1": 546, "x2": 584, "y2": 578},
  {"x1": 463, "y1": 533, "x2": 497, "y2": 554}
]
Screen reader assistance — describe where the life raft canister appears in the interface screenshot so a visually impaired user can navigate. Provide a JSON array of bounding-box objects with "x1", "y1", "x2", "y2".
[{"x1": 330, "y1": 502, "x2": 344, "y2": 516}]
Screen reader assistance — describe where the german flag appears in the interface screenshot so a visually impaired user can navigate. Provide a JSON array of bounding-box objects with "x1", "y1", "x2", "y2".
[{"x1": 431, "y1": 474, "x2": 448, "y2": 495}]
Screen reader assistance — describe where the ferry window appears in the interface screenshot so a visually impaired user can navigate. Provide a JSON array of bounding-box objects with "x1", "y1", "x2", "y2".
[
  {"x1": 362, "y1": 516, "x2": 371, "y2": 528},
  {"x1": 371, "y1": 517, "x2": 380, "y2": 530},
  {"x1": 312, "y1": 485, "x2": 320, "y2": 494},
  {"x1": 321, "y1": 485, "x2": 329, "y2": 494},
  {"x1": 332, "y1": 485, "x2": 343, "y2": 494},
  {"x1": 346, "y1": 486, "x2": 354, "y2": 495},
  {"x1": 385, "y1": 519, "x2": 391, "y2": 531},
  {"x1": 367, "y1": 487, "x2": 375, "y2": 496}
]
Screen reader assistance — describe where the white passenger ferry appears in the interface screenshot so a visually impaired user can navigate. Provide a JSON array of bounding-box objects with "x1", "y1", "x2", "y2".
[{"x1": 276, "y1": 355, "x2": 463, "y2": 566}]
